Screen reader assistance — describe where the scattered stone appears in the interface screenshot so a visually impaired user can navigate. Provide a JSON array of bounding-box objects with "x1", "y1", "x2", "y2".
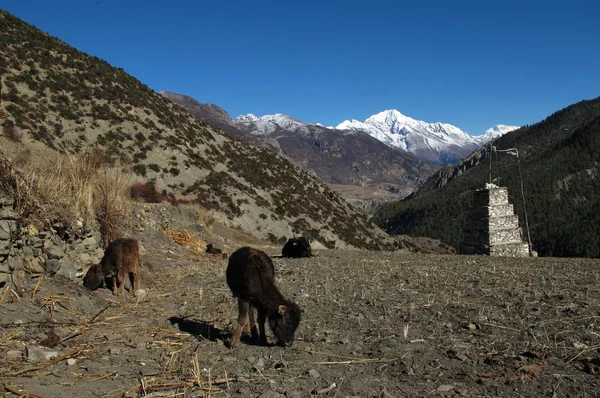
[
  {"x1": 255, "y1": 357, "x2": 265, "y2": 368},
  {"x1": 0, "y1": 226, "x2": 10, "y2": 240},
  {"x1": 247, "y1": 356, "x2": 256, "y2": 364},
  {"x1": 381, "y1": 388, "x2": 396, "y2": 398},
  {"x1": 45, "y1": 258, "x2": 61, "y2": 275},
  {"x1": 8, "y1": 253, "x2": 23, "y2": 271},
  {"x1": 25, "y1": 345, "x2": 60, "y2": 362},
  {"x1": 56, "y1": 257, "x2": 79, "y2": 280},
  {"x1": 285, "y1": 391, "x2": 302, "y2": 398},
  {"x1": 238, "y1": 387, "x2": 252, "y2": 395},
  {"x1": 258, "y1": 391, "x2": 284, "y2": 398},
  {"x1": 46, "y1": 245, "x2": 65, "y2": 260},
  {"x1": 436, "y1": 384, "x2": 454, "y2": 393},
  {"x1": 308, "y1": 369, "x2": 320, "y2": 378},
  {"x1": 82, "y1": 236, "x2": 97, "y2": 248},
  {"x1": 316, "y1": 383, "x2": 337, "y2": 395},
  {"x1": 0, "y1": 207, "x2": 18, "y2": 220},
  {"x1": 67, "y1": 358, "x2": 77, "y2": 366},
  {"x1": 109, "y1": 348, "x2": 122, "y2": 355},
  {"x1": 7, "y1": 350, "x2": 22, "y2": 359},
  {"x1": 24, "y1": 257, "x2": 45, "y2": 274},
  {"x1": 140, "y1": 367, "x2": 160, "y2": 377},
  {"x1": 22, "y1": 245, "x2": 35, "y2": 259}
]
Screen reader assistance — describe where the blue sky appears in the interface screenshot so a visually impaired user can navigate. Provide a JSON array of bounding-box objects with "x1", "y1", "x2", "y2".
[{"x1": 3, "y1": 0, "x2": 600, "y2": 135}]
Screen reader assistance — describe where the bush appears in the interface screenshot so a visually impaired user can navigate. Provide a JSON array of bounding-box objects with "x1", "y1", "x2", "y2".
[
  {"x1": 130, "y1": 181, "x2": 163, "y2": 203},
  {"x1": 3, "y1": 120, "x2": 21, "y2": 142}
]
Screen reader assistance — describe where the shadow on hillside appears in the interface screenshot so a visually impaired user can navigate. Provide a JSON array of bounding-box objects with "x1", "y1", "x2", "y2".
[{"x1": 168, "y1": 316, "x2": 228, "y2": 343}]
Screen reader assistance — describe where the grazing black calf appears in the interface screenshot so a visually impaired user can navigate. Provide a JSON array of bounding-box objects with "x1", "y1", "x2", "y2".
[
  {"x1": 282, "y1": 237, "x2": 312, "y2": 258},
  {"x1": 226, "y1": 247, "x2": 301, "y2": 347}
]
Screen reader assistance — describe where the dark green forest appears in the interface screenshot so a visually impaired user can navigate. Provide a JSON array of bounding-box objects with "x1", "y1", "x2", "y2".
[{"x1": 372, "y1": 97, "x2": 600, "y2": 258}]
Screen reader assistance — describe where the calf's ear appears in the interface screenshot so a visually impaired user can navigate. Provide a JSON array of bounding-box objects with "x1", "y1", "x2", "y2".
[{"x1": 278, "y1": 305, "x2": 288, "y2": 315}]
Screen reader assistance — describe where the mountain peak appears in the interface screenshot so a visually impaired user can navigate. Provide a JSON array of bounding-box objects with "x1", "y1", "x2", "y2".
[
  {"x1": 236, "y1": 113, "x2": 259, "y2": 121},
  {"x1": 476, "y1": 125, "x2": 520, "y2": 142}
]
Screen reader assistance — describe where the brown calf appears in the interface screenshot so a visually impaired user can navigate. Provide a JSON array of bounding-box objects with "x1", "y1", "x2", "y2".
[
  {"x1": 226, "y1": 247, "x2": 301, "y2": 347},
  {"x1": 83, "y1": 238, "x2": 141, "y2": 296}
]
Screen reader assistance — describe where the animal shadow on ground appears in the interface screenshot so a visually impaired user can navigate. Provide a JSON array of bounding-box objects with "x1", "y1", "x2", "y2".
[
  {"x1": 168, "y1": 316, "x2": 270, "y2": 348},
  {"x1": 168, "y1": 316, "x2": 230, "y2": 343}
]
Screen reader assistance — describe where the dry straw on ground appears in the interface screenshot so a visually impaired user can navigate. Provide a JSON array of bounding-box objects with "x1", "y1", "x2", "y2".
[{"x1": 164, "y1": 228, "x2": 208, "y2": 254}]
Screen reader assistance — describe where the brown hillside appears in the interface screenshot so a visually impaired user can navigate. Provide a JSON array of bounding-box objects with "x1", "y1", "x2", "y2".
[{"x1": 0, "y1": 10, "x2": 393, "y2": 250}]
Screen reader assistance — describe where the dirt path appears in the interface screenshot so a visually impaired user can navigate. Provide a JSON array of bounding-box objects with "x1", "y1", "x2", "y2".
[{"x1": 2, "y1": 234, "x2": 600, "y2": 397}]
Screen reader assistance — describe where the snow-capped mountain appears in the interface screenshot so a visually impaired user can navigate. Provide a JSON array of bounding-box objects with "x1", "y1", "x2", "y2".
[
  {"x1": 336, "y1": 110, "x2": 518, "y2": 164},
  {"x1": 235, "y1": 113, "x2": 313, "y2": 136},
  {"x1": 473, "y1": 125, "x2": 520, "y2": 144}
]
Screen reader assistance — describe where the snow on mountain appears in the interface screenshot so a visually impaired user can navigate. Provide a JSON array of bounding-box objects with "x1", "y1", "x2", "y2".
[
  {"x1": 234, "y1": 109, "x2": 519, "y2": 164},
  {"x1": 234, "y1": 113, "x2": 313, "y2": 136},
  {"x1": 335, "y1": 110, "x2": 478, "y2": 163},
  {"x1": 336, "y1": 110, "x2": 519, "y2": 164},
  {"x1": 473, "y1": 124, "x2": 520, "y2": 144}
]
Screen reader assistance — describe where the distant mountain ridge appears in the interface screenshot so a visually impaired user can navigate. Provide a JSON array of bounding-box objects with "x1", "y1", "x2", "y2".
[
  {"x1": 162, "y1": 92, "x2": 440, "y2": 208},
  {"x1": 336, "y1": 110, "x2": 519, "y2": 164}
]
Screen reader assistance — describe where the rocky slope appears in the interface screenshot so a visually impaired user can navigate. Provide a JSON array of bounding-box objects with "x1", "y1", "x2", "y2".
[{"x1": 0, "y1": 10, "x2": 394, "y2": 250}]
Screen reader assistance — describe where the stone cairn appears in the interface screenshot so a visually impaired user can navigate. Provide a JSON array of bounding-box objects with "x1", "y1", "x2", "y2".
[
  {"x1": 0, "y1": 193, "x2": 104, "y2": 286},
  {"x1": 460, "y1": 184, "x2": 530, "y2": 257}
]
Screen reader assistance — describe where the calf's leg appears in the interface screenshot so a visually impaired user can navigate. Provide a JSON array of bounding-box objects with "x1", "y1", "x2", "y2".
[
  {"x1": 117, "y1": 272, "x2": 126, "y2": 296},
  {"x1": 257, "y1": 309, "x2": 268, "y2": 346},
  {"x1": 129, "y1": 271, "x2": 140, "y2": 294},
  {"x1": 231, "y1": 299, "x2": 249, "y2": 347},
  {"x1": 248, "y1": 306, "x2": 259, "y2": 342},
  {"x1": 111, "y1": 275, "x2": 118, "y2": 296}
]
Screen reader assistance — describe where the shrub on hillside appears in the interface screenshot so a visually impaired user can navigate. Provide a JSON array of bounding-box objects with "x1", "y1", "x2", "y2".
[
  {"x1": 2, "y1": 120, "x2": 21, "y2": 142},
  {"x1": 130, "y1": 181, "x2": 163, "y2": 203}
]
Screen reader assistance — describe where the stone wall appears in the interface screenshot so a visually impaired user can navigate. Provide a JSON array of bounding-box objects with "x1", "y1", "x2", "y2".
[
  {"x1": 0, "y1": 194, "x2": 104, "y2": 286},
  {"x1": 460, "y1": 185, "x2": 530, "y2": 257}
]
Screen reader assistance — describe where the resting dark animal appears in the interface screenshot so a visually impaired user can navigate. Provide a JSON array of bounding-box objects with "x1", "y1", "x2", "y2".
[{"x1": 282, "y1": 237, "x2": 312, "y2": 258}]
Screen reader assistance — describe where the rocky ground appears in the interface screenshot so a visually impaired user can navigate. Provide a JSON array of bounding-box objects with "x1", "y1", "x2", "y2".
[{"x1": 1, "y1": 205, "x2": 600, "y2": 398}]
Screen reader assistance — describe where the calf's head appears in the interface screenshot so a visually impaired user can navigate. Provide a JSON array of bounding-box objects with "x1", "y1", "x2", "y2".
[
  {"x1": 269, "y1": 302, "x2": 301, "y2": 347},
  {"x1": 83, "y1": 264, "x2": 104, "y2": 290}
]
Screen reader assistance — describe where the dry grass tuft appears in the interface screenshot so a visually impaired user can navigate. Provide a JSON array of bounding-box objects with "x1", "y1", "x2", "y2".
[
  {"x1": 25, "y1": 150, "x2": 103, "y2": 229},
  {"x1": 1, "y1": 148, "x2": 131, "y2": 245},
  {"x1": 164, "y1": 228, "x2": 207, "y2": 254},
  {"x1": 94, "y1": 168, "x2": 131, "y2": 247},
  {"x1": 189, "y1": 203, "x2": 215, "y2": 228}
]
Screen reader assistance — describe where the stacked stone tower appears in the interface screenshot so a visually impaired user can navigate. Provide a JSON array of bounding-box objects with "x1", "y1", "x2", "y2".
[{"x1": 461, "y1": 184, "x2": 530, "y2": 257}]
